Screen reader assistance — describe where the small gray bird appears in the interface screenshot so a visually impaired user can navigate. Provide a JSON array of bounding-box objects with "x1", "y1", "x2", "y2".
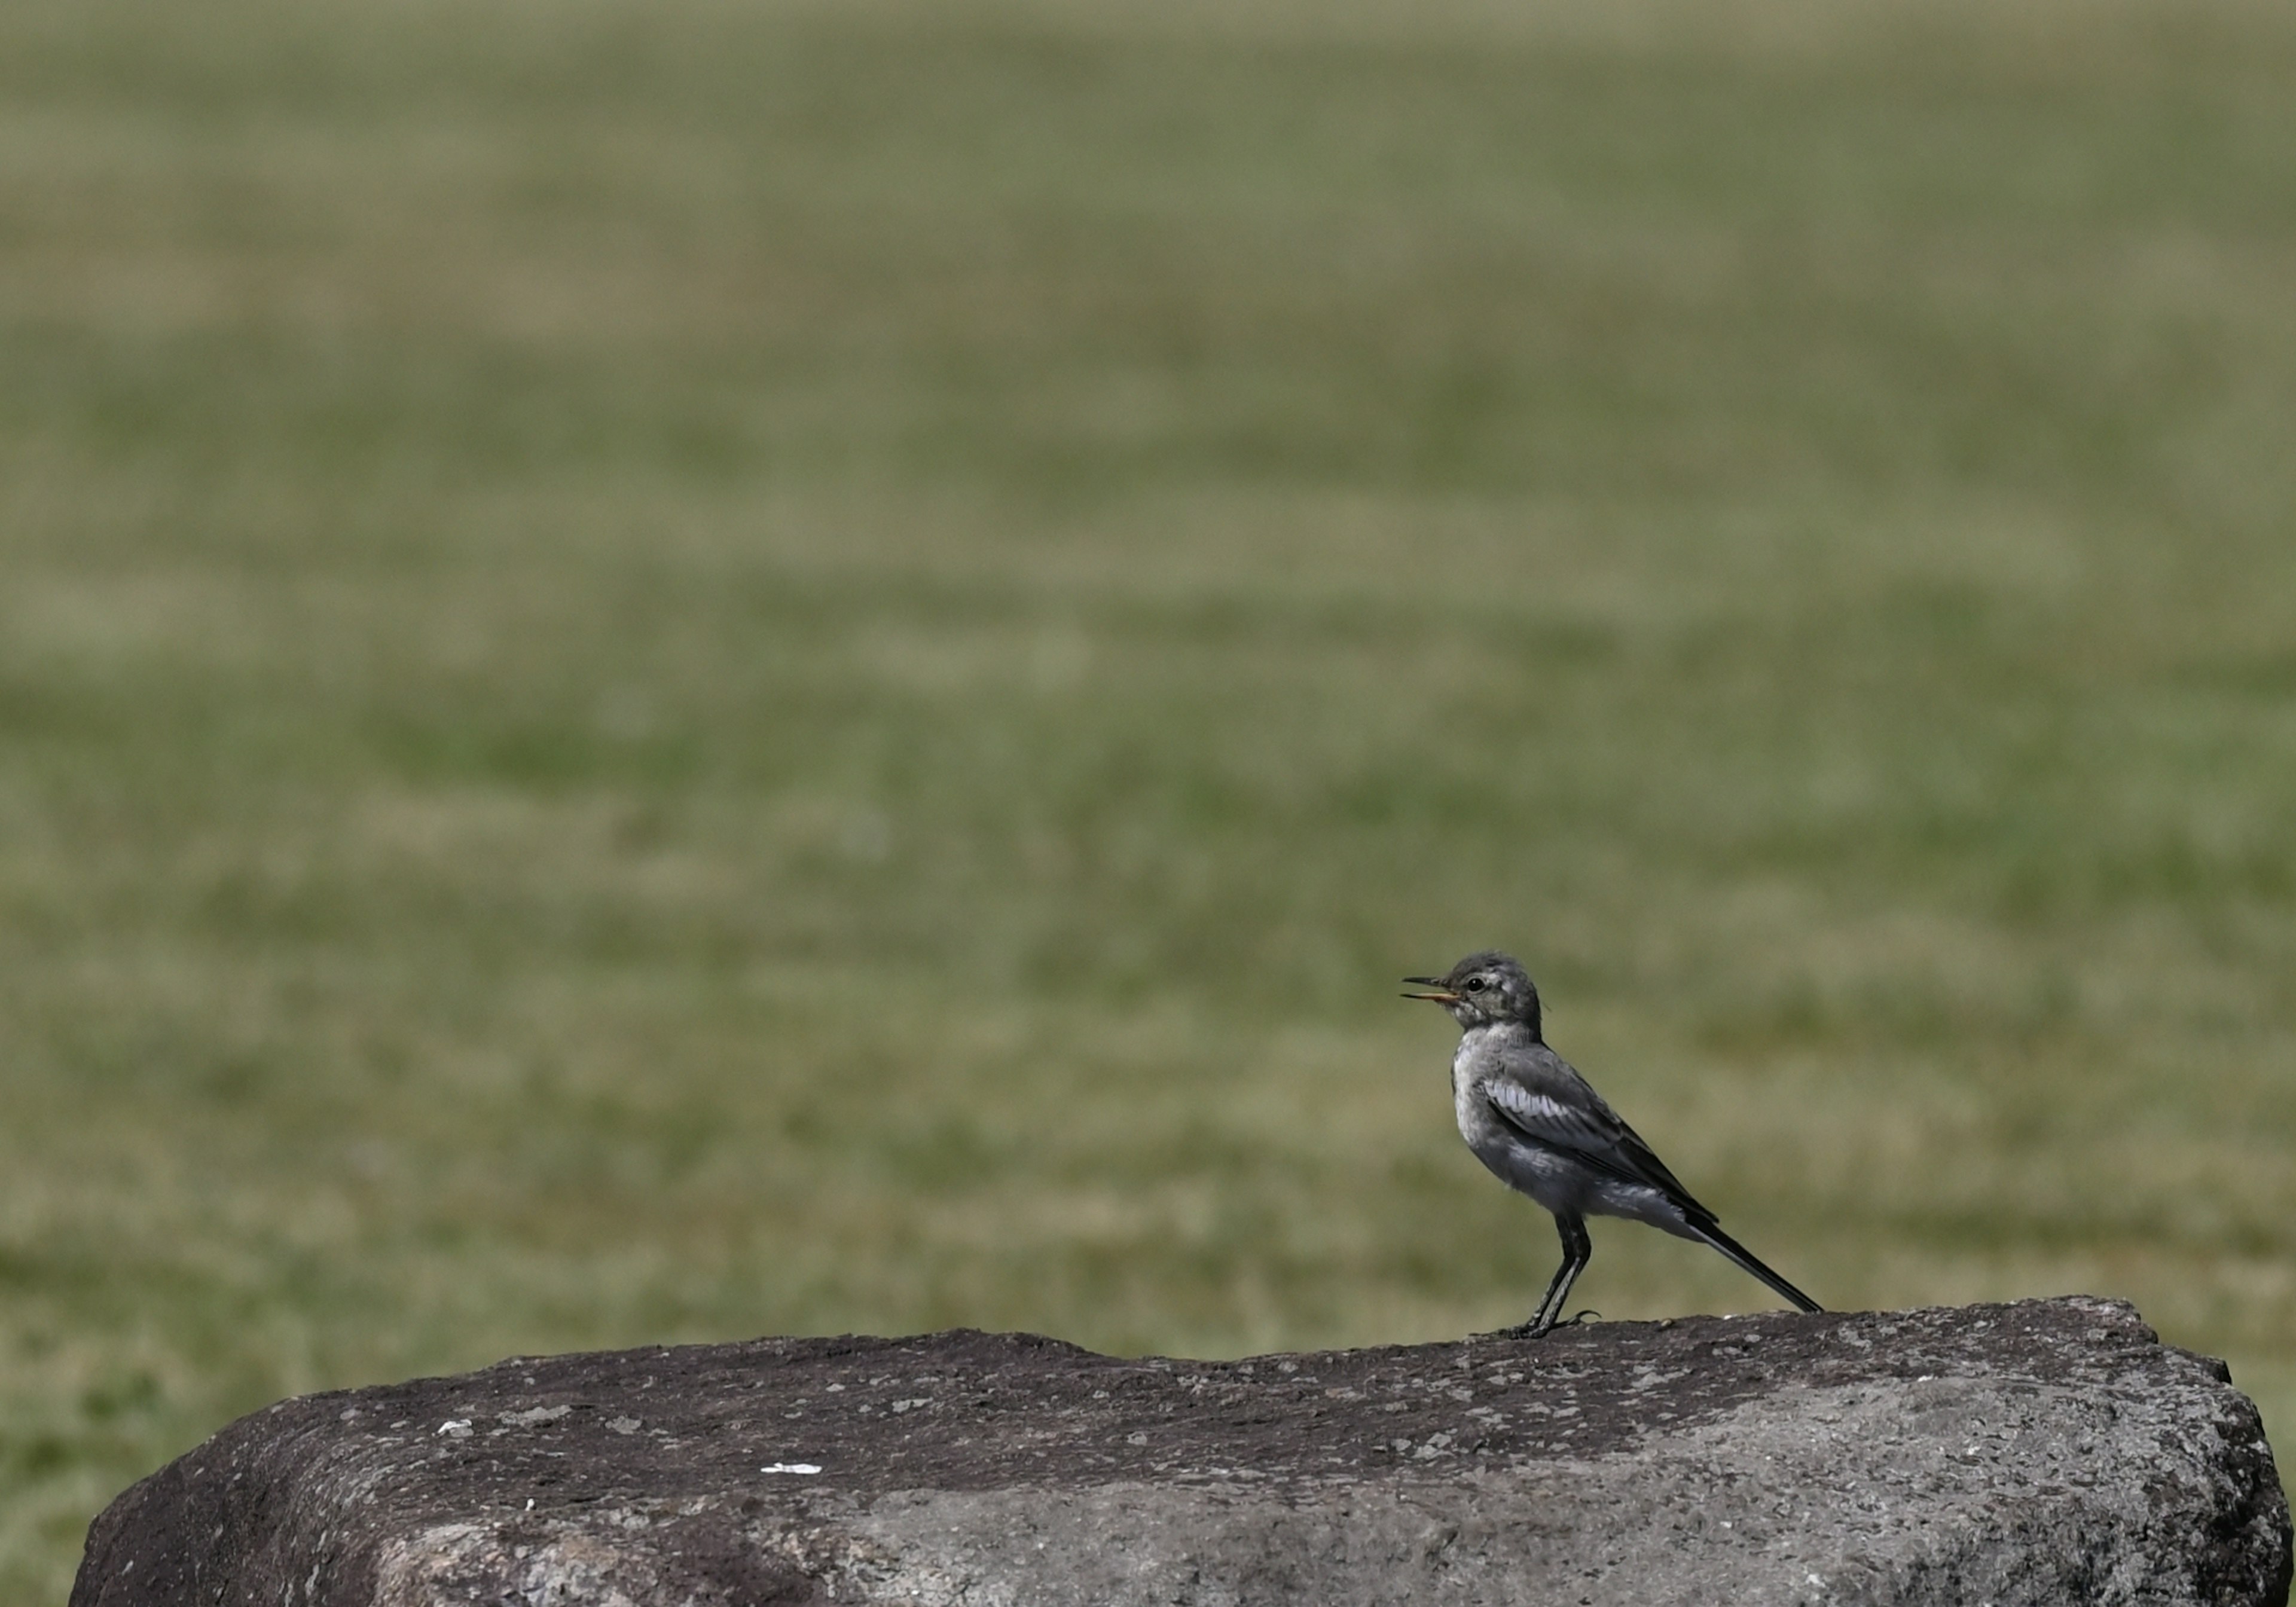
[{"x1": 1405, "y1": 950, "x2": 1821, "y2": 1335}]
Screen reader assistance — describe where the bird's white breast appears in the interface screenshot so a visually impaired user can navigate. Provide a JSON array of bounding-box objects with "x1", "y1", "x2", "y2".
[{"x1": 1450, "y1": 1027, "x2": 1487, "y2": 1145}]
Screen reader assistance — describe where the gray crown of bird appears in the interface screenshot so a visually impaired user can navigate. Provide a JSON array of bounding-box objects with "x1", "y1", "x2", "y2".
[{"x1": 1405, "y1": 949, "x2": 1821, "y2": 1335}]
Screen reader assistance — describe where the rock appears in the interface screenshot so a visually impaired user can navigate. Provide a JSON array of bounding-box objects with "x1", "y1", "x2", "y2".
[{"x1": 72, "y1": 1297, "x2": 2289, "y2": 1606}]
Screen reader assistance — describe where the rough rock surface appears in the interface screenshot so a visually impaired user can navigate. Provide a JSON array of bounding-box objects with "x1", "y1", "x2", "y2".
[{"x1": 73, "y1": 1297, "x2": 2289, "y2": 1607}]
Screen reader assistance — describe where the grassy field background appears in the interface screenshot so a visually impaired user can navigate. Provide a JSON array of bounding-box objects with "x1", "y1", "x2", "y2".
[{"x1": 5, "y1": 0, "x2": 2295, "y2": 1595}]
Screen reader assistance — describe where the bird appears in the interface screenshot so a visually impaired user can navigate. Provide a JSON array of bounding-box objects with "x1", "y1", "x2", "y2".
[{"x1": 1403, "y1": 949, "x2": 1822, "y2": 1336}]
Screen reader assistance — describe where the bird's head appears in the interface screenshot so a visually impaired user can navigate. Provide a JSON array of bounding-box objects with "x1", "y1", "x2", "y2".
[{"x1": 1402, "y1": 950, "x2": 1541, "y2": 1035}]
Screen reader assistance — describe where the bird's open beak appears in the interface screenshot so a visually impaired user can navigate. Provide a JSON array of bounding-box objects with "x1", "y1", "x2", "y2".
[{"x1": 1400, "y1": 975, "x2": 1460, "y2": 1003}]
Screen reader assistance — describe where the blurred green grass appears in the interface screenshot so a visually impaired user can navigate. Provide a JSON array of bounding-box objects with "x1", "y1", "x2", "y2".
[{"x1": 5, "y1": 0, "x2": 2296, "y2": 1595}]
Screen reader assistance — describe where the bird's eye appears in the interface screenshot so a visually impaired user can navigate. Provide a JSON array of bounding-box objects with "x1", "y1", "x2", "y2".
[{"x1": 1465, "y1": 977, "x2": 1486, "y2": 993}]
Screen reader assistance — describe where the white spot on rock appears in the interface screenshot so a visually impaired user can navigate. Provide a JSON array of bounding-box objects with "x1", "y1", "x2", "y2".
[{"x1": 499, "y1": 1406, "x2": 572, "y2": 1428}]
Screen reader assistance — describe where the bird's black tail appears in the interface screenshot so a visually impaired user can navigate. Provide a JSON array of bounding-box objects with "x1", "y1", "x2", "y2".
[{"x1": 1692, "y1": 1221, "x2": 1823, "y2": 1313}]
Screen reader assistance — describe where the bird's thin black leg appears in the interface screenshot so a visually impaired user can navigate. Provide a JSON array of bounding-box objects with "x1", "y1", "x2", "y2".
[
  {"x1": 1547, "y1": 1214, "x2": 1593, "y2": 1332},
  {"x1": 1525, "y1": 1249, "x2": 1574, "y2": 1332},
  {"x1": 1522, "y1": 1213, "x2": 1591, "y2": 1337}
]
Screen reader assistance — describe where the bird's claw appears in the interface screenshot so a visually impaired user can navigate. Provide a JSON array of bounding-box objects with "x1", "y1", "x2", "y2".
[{"x1": 1499, "y1": 1307, "x2": 1599, "y2": 1339}]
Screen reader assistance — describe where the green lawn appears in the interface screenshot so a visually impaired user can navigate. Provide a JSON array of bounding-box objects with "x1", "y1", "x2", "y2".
[{"x1": 5, "y1": 0, "x2": 2295, "y2": 1597}]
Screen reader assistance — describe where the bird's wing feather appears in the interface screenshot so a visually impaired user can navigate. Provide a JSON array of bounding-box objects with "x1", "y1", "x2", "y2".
[{"x1": 1480, "y1": 1047, "x2": 1714, "y2": 1223}]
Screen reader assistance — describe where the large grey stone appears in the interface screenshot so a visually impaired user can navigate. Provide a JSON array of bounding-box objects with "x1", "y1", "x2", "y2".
[{"x1": 72, "y1": 1297, "x2": 2289, "y2": 1606}]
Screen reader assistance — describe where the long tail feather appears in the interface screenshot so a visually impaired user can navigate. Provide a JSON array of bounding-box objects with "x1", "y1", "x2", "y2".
[{"x1": 1693, "y1": 1222, "x2": 1822, "y2": 1313}]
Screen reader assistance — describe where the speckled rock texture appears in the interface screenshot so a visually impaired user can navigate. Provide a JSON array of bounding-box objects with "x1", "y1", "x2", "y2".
[{"x1": 72, "y1": 1297, "x2": 2289, "y2": 1607}]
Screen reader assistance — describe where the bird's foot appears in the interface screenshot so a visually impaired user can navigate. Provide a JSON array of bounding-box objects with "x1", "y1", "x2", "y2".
[{"x1": 1500, "y1": 1308, "x2": 1596, "y2": 1339}]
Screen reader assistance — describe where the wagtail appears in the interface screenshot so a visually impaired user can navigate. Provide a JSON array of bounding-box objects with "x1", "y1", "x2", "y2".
[{"x1": 1405, "y1": 950, "x2": 1822, "y2": 1335}]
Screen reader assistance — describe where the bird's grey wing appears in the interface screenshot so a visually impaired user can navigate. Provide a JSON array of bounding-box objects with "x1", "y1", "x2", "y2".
[{"x1": 1480, "y1": 1048, "x2": 1714, "y2": 1221}]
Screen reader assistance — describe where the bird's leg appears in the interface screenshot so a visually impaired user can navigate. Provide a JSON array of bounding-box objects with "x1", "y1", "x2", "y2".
[
  {"x1": 1523, "y1": 1254, "x2": 1574, "y2": 1333},
  {"x1": 1547, "y1": 1215, "x2": 1593, "y2": 1332},
  {"x1": 1521, "y1": 1213, "x2": 1592, "y2": 1337}
]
